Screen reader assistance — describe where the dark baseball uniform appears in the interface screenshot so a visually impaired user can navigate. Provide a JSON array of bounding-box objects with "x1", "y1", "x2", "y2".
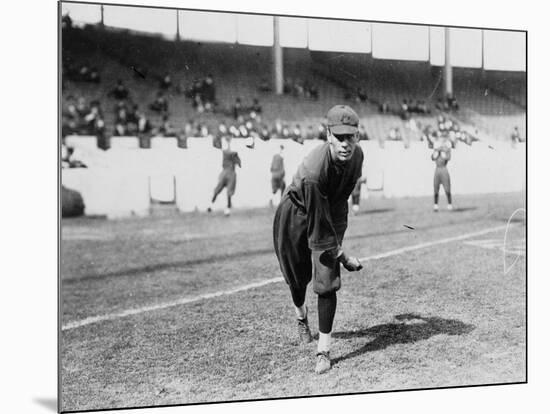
[
  {"x1": 213, "y1": 149, "x2": 241, "y2": 197},
  {"x1": 273, "y1": 142, "x2": 363, "y2": 302},
  {"x1": 433, "y1": 146, "x2": 451, "y2": 194},
  {"x1": 351, "y1": 177, "x2": 366, "y2": 205},
  {"x1": 270, "y1": 153, "x2": 286, "y2": 194}
]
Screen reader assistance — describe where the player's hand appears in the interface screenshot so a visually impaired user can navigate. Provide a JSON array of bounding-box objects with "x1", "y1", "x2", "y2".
[{"x1": 339, "y1": 252, "x2": 363, "y2": 271}]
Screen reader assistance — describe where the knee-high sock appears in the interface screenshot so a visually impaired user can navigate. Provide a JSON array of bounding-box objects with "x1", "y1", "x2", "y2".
[{"x1": 318, "y1": 292, "x2": 337, "y2": 334}]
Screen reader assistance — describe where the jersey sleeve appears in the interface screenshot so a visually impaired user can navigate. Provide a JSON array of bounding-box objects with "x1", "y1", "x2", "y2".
[
  {"x1": 303, "y1": 180, "x2": 339, "y2": 252},
  {"x1": 234, "y1": 153, "x2": 242, "y2": 168}
]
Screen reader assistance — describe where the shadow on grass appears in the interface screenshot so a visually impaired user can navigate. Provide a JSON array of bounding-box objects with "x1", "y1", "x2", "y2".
[
  {"x1": 33, "y1": 397, "x2": 57, "y2": 412},
  {"x1": 331, "y1": 313, "x2": 475, "y2": 365},
  {"x1": 354, "y1": 208, "x2": 395, "y2": 216},
  {"x1": 451, "y1": 207, "x2": 478, "y2": 213}
]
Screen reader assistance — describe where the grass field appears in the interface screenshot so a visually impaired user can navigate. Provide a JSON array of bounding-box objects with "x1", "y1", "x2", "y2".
[{"x1": 60, "y1": 192, "x2": 526, "y2": 412}]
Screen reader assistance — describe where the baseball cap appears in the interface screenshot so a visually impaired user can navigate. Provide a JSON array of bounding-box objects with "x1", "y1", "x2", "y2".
[{"x1": 326, "y1": 105, "x2": 359, "y2": 134}]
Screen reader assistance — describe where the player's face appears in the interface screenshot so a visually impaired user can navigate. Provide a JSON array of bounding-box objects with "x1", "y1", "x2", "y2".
[{"x1": 328, "y1": 129, "x2": 358, "y2": 162}]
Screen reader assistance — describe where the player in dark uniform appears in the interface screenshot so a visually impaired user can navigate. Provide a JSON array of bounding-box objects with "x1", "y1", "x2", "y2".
[
  {"x1": 350, "y1": 177, "x2": 367, "y2": 214},
  {"x1": 208, "y1": 138, "x2": 241, "y2": 216},
  {"x1": 273, "y1": 105, "x2": 364, "y2": 374},
  {"x1": 270, "y1": 145, "x2": 286, "y2": 206},
  {"x1": 432, "y1": 136, "x2": 453, "y2": 211}
]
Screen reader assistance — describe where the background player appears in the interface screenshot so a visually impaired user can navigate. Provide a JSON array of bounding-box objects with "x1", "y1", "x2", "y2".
[
  {"x1": 208, "y1": 137, "x2": 242, "y2": 216},
  {"x1": 350, "y1": 176, "x2": 367, "y2": 214},
  {"x1": 270, "y1": 144, "x2": 286, "y2": 206},
  {"x1": 273, "y1": 105, "x2": 364, "y2": 375},
  {"x1": 432, "y1": 135, "x2": 453, "y2": 211}
]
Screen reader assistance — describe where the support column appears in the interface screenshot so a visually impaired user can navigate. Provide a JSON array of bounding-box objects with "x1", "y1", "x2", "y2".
[
  {"x1": 444, "y1": 27, "x2": 453, "y2": 98},
  {"x1": 273, "y1": 16, "x2": 284, "y2": 95}
]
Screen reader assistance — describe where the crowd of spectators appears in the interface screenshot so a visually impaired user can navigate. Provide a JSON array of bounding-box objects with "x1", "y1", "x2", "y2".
[
  {"x1": 184, "y1": 74, "x2": 217, "y2": 113},
  {"x1": 345, "y1": 86, "x2": 368, "y2": 103},
  {"x1": 62, "y1": 96, "x2": 106, "y2": 140},
  {"x1": 435, "y1": 95, "x2": 460, "y2": 112},
  {"x1": 282, "y1": 78, "x2": 319, "y2": 100},
  {"x1": 421, "y1": 115, "x2": 479, "y2": 148},
  {"x1": 62, "y1": 59, "x2": 101, "y2": 84}
]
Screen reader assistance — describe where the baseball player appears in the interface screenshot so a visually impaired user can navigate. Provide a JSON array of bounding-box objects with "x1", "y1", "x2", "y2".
[
  {"x1": 208, "y1": 138, "x2": 241, "y2": 216},
  {"x1": 350, "y1": 177, "x2": 367, "y2": 214},
  {"x1": 432, "y1": 136, "x2": 453, "y2": 211},
  {"x1": 270, "y1": 145, "x2": 286, "y2": 206},
  {"x1": 273, "y1": 105, "x2": 364, "y2": 374}
]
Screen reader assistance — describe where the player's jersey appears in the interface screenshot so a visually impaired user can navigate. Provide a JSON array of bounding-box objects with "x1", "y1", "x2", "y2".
[
  {"x1": 432, "y1": 146, "x2": 451, "y2": 168},
  {"x1": 270, "y1": 154, "x2": 285, "y2": 179},
  {"x1": 222, "y1": 149, "x2": 241, "y2": 171},
  {"x1": 285, "y1": 142, "x2": 363, "y2": 251}
]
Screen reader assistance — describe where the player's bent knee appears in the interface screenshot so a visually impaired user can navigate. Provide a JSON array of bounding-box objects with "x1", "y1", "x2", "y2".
[{"x1": 312, "y1": 277, "x2": 341, "y2": 296}]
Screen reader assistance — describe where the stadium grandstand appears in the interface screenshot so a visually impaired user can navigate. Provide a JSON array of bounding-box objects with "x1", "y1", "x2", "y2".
[{"x1": 60, "y1": 3, "x2": 526, "y2": 218}]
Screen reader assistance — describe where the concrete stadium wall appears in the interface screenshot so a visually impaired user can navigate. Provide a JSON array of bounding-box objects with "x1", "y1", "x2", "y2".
[{"x1": 62, "y1": 137, "x2": 526, "y2": 218}]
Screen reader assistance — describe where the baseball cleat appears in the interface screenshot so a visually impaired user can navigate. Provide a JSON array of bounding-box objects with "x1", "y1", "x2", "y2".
[
  {"x1": 433, "y1": 204, "x2": 439, "y2": 212},
  {"x1": 297, "y1": 317, "x2": 313, "y2": 344},
  {"x1": 315, "y1": 351, "x2": 331, "y2": 374},
  {"x1": 447, "y1": 204, "x2": 453, "y2": 211},
  {"x1": 224, "y1": 208, "x2": 231, "y2": 216}
]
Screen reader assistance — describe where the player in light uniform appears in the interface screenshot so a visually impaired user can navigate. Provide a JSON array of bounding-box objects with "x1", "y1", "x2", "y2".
[
  {"x1": 432, "y1": 136, "x2": 453, "y2": 211},
  {"x1": 273, "y1": 105, "x2": 364, "y2": 374},
  {"x1": 208, "y1": 138, "x2": 241, "y2": 216},
  {"x1": 270, "y1": 145, "x2": 286, "y2": 206}
]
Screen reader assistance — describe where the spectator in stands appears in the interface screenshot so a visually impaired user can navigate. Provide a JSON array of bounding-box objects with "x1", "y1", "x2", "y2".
[
  {"x1": 64, "y1": 103, "x2": 79, "y2": 122},
  {"x1": 351, "y1": 87, "x2": 368, "y2": 103},
  {"x1": 76, "y1": 97, "x2": 89, "y2": 119},
  {"x1": 259, "y1": 123, "x2": 271, "y2": 141},
  {"x1": 199, "y1": 124, "x2": 210, "y2": 138},
  {"x1": 379, "y1": 101, "x2": 390, "y2": 114},
  {"x1": 89, "y1": 67, "x2": 100, "y2": 83},
  {"x1": 281, "y1": 123, "x2": 291, "y2": 139},
  {"x1": 149, "y1": 91, "x2": 169, "y2": 114},
  {"x1": 358, "y1": 123, "x2": 369, "y2": 141},
  {"x1": 213, "y1": 122, "x2": 228, "y2": 148},
  {"x1": 183, "y1": 120, "x2": 195, "y2": 138},
  {"x1": 448, "y1": 95, "x2": 459, "y2": 111},
  {"x1": 292, "y1": 124, "x2": 304, "y2": 144},
  {"x1": 125, "y1": 103, "x2": 139, "y2": 134},
  {"x1": 202, "y1": 74, "x2": 216, "y2": 110},
  {"x1": 387, "y1": 127, "x2": 402, "y2": 141},
  {"x1": 160, "y1": 73, "x2": 172, "y2": 90},
  {"x1": 251, "y1": 98, "x2": 263, "y2": 115},
  {"x1": 317, "y1": 122, "x2": 327, "y2": 141},
  {"x1": 232, "y1": 97, "x2": 243, "y2": 120},
  {"x1": 305, "y1": 125, "x2": 315, "y2": 141},
  {"x1": 94, "y1": 117, "x2": 106, "y2": 143},
  {"x1": 61, "y1": 13, "x2": 73, "y2": 30},
  {"x1": 308, "y1": 83, "x2": 319, "y2": 100},
  {"x1": 400, "y1": 100, "x2": 411, "y2": 120},
  {"x1": 84, "y1": 105, "x2": 101, "y2": 134},
  {"x1": 511, "y1": 126, "x2": 523, "y2": 145},
  {"x1": 259, "y1": 78, "x2": 272, "y2": 93},
  {"x1": 108, "y1": 79, "x2": 130, "y2": 101},
  {"x1": 62, "y1": 146, "x2": 87, "y2": 169},
  {"x1": 283, "y1": 78, "x2": 293, "y2": 95},
  {"x1": 272, "y1": 119, "x2": 283, "y2": 138},
  {"x1": 159, "y1": 115, "x2": 177, "y2": 137},
  {"x1": 114, "y1": 106, "x2": 128, "y2": 136}
]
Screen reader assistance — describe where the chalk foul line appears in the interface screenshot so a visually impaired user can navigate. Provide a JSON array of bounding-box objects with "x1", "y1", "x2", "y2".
[{"x1": 62, "y1": 224, "x2": 512, "y2": 331}]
